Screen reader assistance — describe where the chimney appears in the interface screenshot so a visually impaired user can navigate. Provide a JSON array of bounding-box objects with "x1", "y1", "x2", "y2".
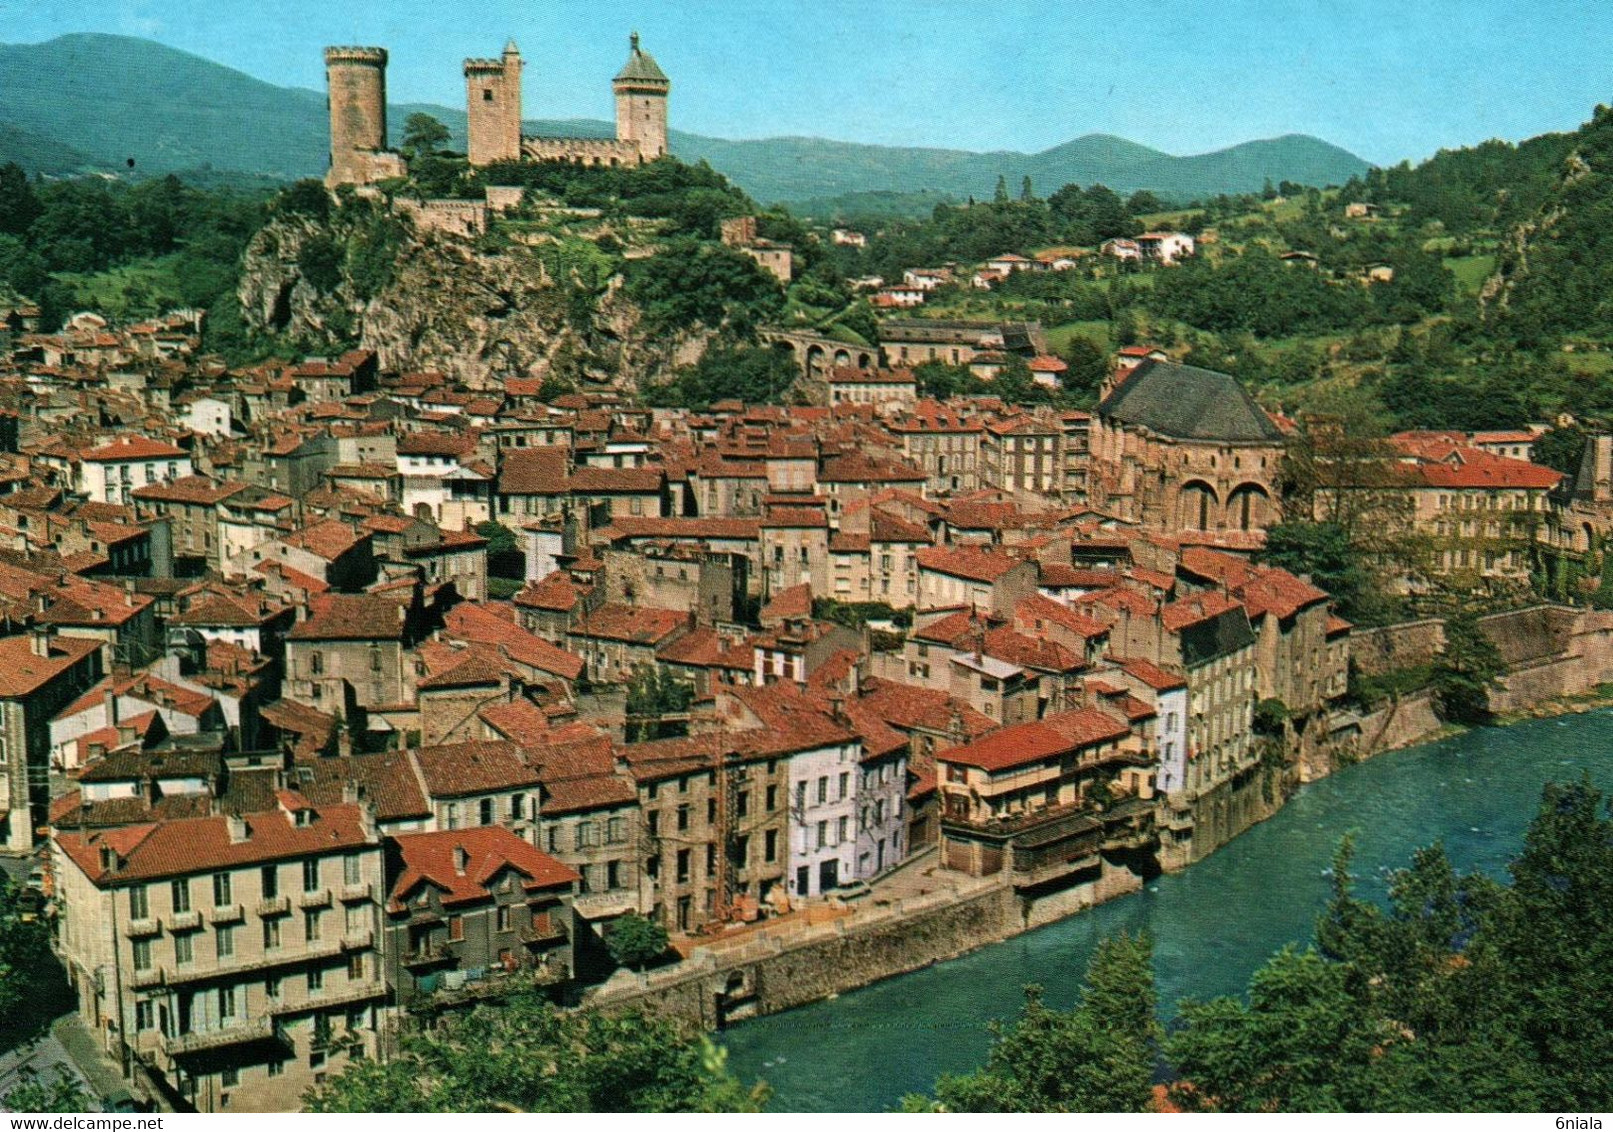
[
  {"x1": 453, "y1": 845, "x2": 468, "y2": 875},
  {"x1": 226, "y1": 814, "x2": 250, "y2": 844},
  {"x1": 28, "y1": 625, "x2": 51, "y2": 658}
]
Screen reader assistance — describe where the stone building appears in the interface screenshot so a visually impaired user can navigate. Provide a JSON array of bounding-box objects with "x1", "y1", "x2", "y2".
[
  {"x1": 382, "y1": 826, "x2": 578, "y2": 1001},
  {"x1": 0, "y1": 630, "x2": 104, "y2": 850},
  {"x1": 1089, "y1": 359, "x2": 1286, "y2": 532},
  {"x1": 52, "y1": 797, "x2": 387, "y2": 1113}
]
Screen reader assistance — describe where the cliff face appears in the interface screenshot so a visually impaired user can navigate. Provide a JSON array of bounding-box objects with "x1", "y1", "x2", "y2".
[{"x1": 236, "y1": 204, "x2": 708, "y2": 389}]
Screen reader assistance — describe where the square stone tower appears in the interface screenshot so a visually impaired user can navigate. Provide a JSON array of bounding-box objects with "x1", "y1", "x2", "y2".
[
  {"x1": 465, "y1": 40, "x2": 524, "y2": 166},
  {"x1": 613, "y1": 33, "x2": 670, "y2": 162}
]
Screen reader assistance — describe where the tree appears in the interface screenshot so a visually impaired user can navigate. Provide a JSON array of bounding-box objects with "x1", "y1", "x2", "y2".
[
  {"x1": 3, "y1": 1065, "x2": 91, "y2": 1113},
  {"x1": 0, "y1": 876, "x2": 55, "y2": 1042},
  {"x1": 401, "y1": 113, "x2": 452, "y2": 157},
  {"x1": 305, "y1": 991, "x2": 766, "y2": 1112},
  {"x1": 0, "y1": 163, "x2": 43, "y2": 237},
  {"x1": 994, "y1": 175, "x2": 1010, "y2": 204},
  {"x1": 1430, "y1": 608, "x2": 1504, "y2": 724},
  {"x1": 919, "y1": 933, "x2": 1158, "y2": 1112},
  {"x1": 1532, "y1": 424, "x2": 1586, "y2": 477},
  {"x1": 1259, "y1": 521, "x2": 1376, "y2": 623},
  {"x1": 475, "y1": 520, "x2": 524, "y2": 579},
  {"x1": 1059, "y1": 335, "x2": 1109, "y2": 402},
  {"x1": 1020, "y1": 176, "x2": 1035, "y2": 202},
  {"x1": 624, "y1": 664, "x2": 695, "y2": 740},
  {"x1": 606, "y1": 912, "x2": 671, "y2": 971}
]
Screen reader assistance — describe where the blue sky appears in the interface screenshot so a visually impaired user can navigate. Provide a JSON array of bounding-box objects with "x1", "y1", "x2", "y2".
[{"x1": 2, "y1": 0, "x2": 1609, "y2": 164}]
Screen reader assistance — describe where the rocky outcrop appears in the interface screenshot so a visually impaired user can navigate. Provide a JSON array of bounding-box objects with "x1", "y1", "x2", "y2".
[{"x1": 236, "y1": 202, "x2": 709, "y2": 390}]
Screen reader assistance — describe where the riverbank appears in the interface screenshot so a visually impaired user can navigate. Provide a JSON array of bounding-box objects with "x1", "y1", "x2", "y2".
[{"x1": 720, "y1": 708, "x2": 1613, "y2": 1110}]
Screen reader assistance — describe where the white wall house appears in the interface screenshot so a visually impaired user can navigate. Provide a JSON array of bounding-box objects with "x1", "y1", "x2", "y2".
[
  {"x1": 78, "y1": 436, "x2": 191, "y2": 505},
  {"x1": 787, "y1": 741, "x2": 861, "y2": 898}
]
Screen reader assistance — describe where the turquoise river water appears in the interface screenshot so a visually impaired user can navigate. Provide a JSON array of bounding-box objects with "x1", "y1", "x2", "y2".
[{"x1": 718, "y1": 708, "x2": 1613, "y2": 1112}]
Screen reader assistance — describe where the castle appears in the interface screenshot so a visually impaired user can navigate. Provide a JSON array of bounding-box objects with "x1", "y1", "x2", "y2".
[{"x1": 325, "y1": 35, "x2": 671, "y2": 188}]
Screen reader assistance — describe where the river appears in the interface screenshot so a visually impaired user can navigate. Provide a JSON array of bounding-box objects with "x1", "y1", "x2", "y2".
[{"x1": 718, "y1": 708, "x2": 1613, "y2": 1112}]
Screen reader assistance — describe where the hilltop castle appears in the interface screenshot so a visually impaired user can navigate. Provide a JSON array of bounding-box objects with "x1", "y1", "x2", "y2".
[{"x1": 325, "y1": 35, "x2": 671, "y2": 188}]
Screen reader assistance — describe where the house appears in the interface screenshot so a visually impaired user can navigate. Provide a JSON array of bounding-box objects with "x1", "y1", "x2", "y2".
[
  {"x1": 78, "y1": 436, "x2": 193, "y2": 506},
  {"x1": 51, "y1": 797, "x2": 387, "y2": 1113},
  {"x1": 0, "y1": 630, "x2": 104, "y2": 850},
  {"x1": 1135, "y1": 232, "x2": 1196, "y2": 265},
  {"x1": 383, "y1": 827, "x2": 578, "y2": 1002}
]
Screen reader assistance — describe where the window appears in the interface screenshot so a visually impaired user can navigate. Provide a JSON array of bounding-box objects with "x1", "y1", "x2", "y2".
[
  {"x1": 261, "y1": 865, "x2": 278, "y2": 899},
  {"x1": 448, "y1": 916, "x2": 464, "y2": 941},
  {"x1": 219, "y1": 986, "x2": 237, "y2": 1021},
  {"x1": 707, "y1": 798, "x2": 716, "y2": 824},
  {"x1": 174, "y1": 932, "x2": 193, "y2": 966},
  {"x1": 263, "y1": 918, "x2": 281, "y2": 951},
  {"x1": 446, "y1": 803, "x2": 460, "y2": 830},
  {"x1": 305, "y1": 910, "x2": 323, "y2": 942},
  {"x1": 706, "y1": 844, "x2": 716, "y2": 875},
  {"x1": 307, "y1": 968, "x2": 324, "y2": 995},
  {"x1": 497, "y1": 905, "x2": 511, "y2": 933},
  {"x1": 647, "y1": 811, "x2": 659, "y2": 836},
  {"x1": 135, "y1": 1001, "x2": 154, "y2": 1031},
  {"x1": 347, "y1": 953, "x2": 365, "y2": 981},
  {"x1": 547, "y1": 826, "x2": 560, "y2": 852},
  {"x1": 480, "y1": 798, "x2": 494, "y2": 825},
  {"x1": 266, "y1": 975, "x2": 281, "y2": 1000},
  {"x1": 511, "y1": 794, "x2": 526, "y2": 821},
  {"x1": 171, "y1": 878, "x2": 191, "y2": 914},
  {"x1": 838, "y1": 772, "x2": 849, "y2": 800},
  {"x1": 132, "y1": 938, "x2": 152, "y2": 971},
  {"x1": 216, "y1": 924, "x2": 235, "y2": 959},
  {"x1": 343, "y1": 854, "x2": 361, "y2": 887},
  {"x1": 606, "y1": 816, "x2": 625, "y2": 844},
  {"x1": 607, "y1": 859, "x2": 621, "y2": 889},
  {"x1": 128, "y1": 884, "x2": 149, "y2": 920},
  {"x1": 369, "y1": 645, "x2": 382, "y2": 673},
  {"x1": 268, "y1": 1060, "x2": 284, "y2": 1078},
  {"x1": 736, "y1": 791, "x2": 749, "y2": 818},
  {"x1": 676, "y1": 849, "x2": 691, "y2": 883},
  {"x1": 817, "y1": 776, "x2": 828, "y2": 804},
  {"x1": 837, "y1": 816, "x2": 849, "y2": 844},
  {"x1": 795, "y1": 781, "x2": 806, "y2": 812},
  {"x1": 303, "y1": 859, "x2": 319, "y2": 892},
  {"x1": 676, "y1": 805, "x2": 689, "y2": 832},
  {"x1": 310, "y1": 651, "x2": 323, "y2": 676},
  {"x1": 766, "y1": 785, "x2": 778, "y2": 812},
  {"x1": 212, "y1": 872, "x2": 231, "y2": 906},
  {"x1": 765, "y1": 829, "x2": 778, "y2": 862},
  {"x1": 816, "y1": 821, "x2": 827, "y2": 849}
]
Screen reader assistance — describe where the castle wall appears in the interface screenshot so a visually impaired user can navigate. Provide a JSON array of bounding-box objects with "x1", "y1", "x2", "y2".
[{"x1": 521, "y1": 136, "x2": 643, "y2": 167}]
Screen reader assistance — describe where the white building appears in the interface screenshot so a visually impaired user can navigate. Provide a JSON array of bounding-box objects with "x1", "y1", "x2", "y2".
[
  {"x1": 788, "y1": 740, "x2": 862, "y2": 898},
  {"x1": 77, "y1": 436, "x2": 192, "y2": 505},
  {"x1": 186, "y1": 397, "x2": 233, "y2": 438}
]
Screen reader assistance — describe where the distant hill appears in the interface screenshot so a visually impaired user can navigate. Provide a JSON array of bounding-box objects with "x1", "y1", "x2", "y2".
[
  {"x1": 0, "y1": 120, "x2": 99, "y2": 174},
  {"x1": 0, "y1": 32, "x2": 1371, "y2": 202}
]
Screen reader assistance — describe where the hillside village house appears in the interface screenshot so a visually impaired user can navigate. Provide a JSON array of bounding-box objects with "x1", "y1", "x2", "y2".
[
  {"x1": 78, "y1": 436, "x2": 193, "y2": 506},
  {"x1": 0, "y1": 630, "x2": 103, "y2": 850}
]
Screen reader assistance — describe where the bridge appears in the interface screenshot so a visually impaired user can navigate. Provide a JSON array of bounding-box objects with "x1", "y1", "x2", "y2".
[{"x1": 759, "y1": 327, "x2": 877, "y2": 383}]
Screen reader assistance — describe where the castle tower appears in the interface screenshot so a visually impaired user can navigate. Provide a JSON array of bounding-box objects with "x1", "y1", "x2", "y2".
[
  {"x1": 613, "y1": 32, "x2": 670, "y2": 162},
  {"x1": 465, "y1": 40, "x2": 524, "y2": 167},
  {"x1": 324, "y1": 46, "x2": 390, "y2": 187}
]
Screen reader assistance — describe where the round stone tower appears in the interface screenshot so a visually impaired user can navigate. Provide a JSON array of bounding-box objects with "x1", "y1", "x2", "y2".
[
  {"x1": 613, "y1": 32, "x2": 670, "y2": 162},
  {"x1": 464, "y1": 40, "x2": 524, "y2": 167},
  {"x1": 325, "y1": 46, "x2": 390, "y2": 187}
]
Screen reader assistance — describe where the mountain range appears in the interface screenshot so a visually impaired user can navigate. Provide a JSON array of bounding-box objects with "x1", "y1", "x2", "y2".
[{"x1": 0, "y1": 33, "x2": 1372, "y2": 205}]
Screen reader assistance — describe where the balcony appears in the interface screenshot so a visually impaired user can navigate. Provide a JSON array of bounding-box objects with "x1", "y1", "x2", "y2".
[
  {"x1": 297, "y1": 888, "x2": 332, "y2": 910},
  {"x1": 1100, "y1": 796, "x2": 1157, "y2": 851},
  {"x1": 256, "y1": 895, "x2": 290, "y2": 917},
  {"x1": 271, "y1": 980, "x2": 387, "y2": 1016},
  {"x1": 402, "y1": 943, "x2": 455, "y2": 969},
  {"x1": 340, "y1": 929, "x2": 374, "y2": 952},
  {"x1": 520, "y1": 918, "x2": 568, "y2": 946},
  {"x1": 161, "y1": 1017, "x2": 289, "y2": 1057},
  {"x1": 162, "y1": 939, "x2": 345, "y2": 986},
  {"x1": 168, "y1": 909, "x2": 201, "y2": 932},
  {"x1": 208, "y1": 904, "x2": 244, "y2": 926},
  {"x1": 126, "y1": 918, "x2": 160, "y2": 939},
  {"x1": 130, "y1": 965, "x2": 165, "y2": 990},
  {"x1": 338, "y1": 882, "x2": 373, "y2": 903}
]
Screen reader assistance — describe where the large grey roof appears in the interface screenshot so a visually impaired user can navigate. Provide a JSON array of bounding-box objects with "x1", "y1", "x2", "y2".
[
  {"x1": 615, "y1": 36, "x2": 669, "y2": 85},
  {"x1": 1097, "y1": 359, "x2": 1285, "y2": 443}
]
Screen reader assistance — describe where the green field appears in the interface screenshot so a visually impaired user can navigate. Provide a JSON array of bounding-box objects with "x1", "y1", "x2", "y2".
[
  {"x1": 1045, "y1": 320, "x2": 1112, "y2": 352},
  {"x1": 1444, "y1": 253, "x2": 1497, "y2": 296},
  {"x1": 54, "y1": 255, "x2": 189, "y2": 319}
]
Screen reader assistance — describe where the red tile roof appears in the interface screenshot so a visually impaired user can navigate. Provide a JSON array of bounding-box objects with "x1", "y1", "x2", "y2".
[
  {"x1": 388, "y1": 826, "x2": 577, "y2": 912},
  {"x1": 939, "y1": 708, "x2": 1129, "y2": 773},
  {"x1": 0, "y1": 633, "x2": 100, "y2": 697},
  {"x1": 80, "y1": 435, "x2": 187, "y2": 462}
]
